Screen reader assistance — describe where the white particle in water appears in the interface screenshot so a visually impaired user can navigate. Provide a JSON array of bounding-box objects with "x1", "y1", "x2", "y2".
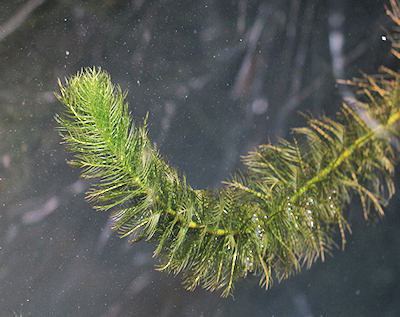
[
  {"x1": 65, "y1": 50, "x2": 70, "y2": 56},
  {"x1": 381, "y1": 35, "x2": 387, "y2": 41}
]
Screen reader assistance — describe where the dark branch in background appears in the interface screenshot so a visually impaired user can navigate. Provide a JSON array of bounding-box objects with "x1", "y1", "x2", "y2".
[
  {"x1": 272, "y1": 5, "x2": 390, "y2": 139},
  {"x1": 236, "y1": 0, "x2": 248, "y2": 35},
  {"x1": 273, "y1": 1, "x2": 315, "y2": 137},
  {"x1": 328, "y1": 0, "x2": 380, "y2": 134},
  {"x1": 5, "y1": 180, "x2": 87, "y2": 223},
  {"x1": 231, "y1": 3, "x2": 269, "y2": 99},
  {"x1": 0, "y1": 0, "x2": 46, "y2": 43}
]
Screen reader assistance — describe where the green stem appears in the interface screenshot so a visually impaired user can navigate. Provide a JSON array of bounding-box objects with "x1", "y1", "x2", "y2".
[
  {"x1": 165, "y1": 209, "x2": 232, "y2": 236},
  {"x1": 290, "y1": 111, "x2": 400, "y2": 204},
  {"x1": 165, "y1": 111, "x2": 400, "y2": 236}
]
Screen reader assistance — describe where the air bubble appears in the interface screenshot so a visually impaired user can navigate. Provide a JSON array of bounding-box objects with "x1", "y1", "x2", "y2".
[
  {"x1": 245, "y1": 257, "x2": 254, "y2": 270},
  {"x1": 255, "y1": 226, "x2": 264, "y2": 239}
]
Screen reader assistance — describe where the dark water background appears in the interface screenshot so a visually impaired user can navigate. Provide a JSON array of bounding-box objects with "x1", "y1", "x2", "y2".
[{"x1": 1, "y1": 0, "x2": 400, "y2": 316}]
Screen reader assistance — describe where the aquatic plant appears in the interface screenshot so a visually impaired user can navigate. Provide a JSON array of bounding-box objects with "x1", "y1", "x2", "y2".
[{"x1": 56, "y1": 1, "x2": 400, "y2": 297}]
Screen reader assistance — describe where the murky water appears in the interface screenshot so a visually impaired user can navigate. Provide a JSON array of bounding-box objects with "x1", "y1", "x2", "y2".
[{"x1": 1, "y1": 1, "x2": 399, "y2": 316}]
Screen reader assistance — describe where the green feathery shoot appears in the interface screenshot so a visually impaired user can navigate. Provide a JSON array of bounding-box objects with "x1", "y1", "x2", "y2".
[{"x1": 56, "y1": 3, "x2": 400, "y2": 297}]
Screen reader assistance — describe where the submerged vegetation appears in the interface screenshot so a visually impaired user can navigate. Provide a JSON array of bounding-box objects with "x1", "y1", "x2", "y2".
[{"x1": 56, "y1": 1, "x2": 400, "y2": 296}]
